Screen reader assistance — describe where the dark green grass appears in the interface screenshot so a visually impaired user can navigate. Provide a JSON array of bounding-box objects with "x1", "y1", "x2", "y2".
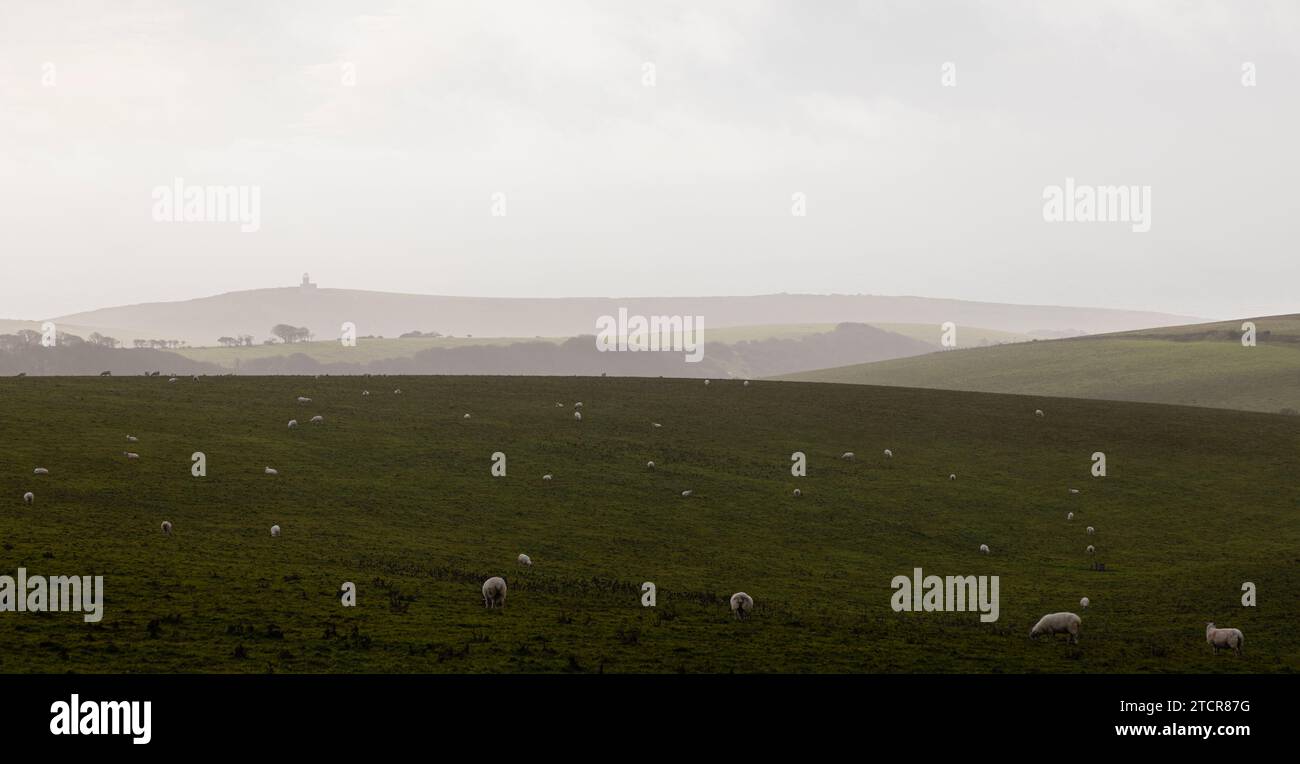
[{"x1": 0, "y1": 376, "x2": 1296, "y2": 673}]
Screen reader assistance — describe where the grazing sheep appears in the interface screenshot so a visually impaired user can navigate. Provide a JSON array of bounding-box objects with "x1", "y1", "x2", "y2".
[
  {"x1": 288, "y1": 419, "x2": 299, "y2": 428},
  {"x1": 517, "y1": 554, "x2": 532, "y2": 567},
  {"x1": 126, "y1": 435, "x2": 138, "y2": 442},
  {"x1": 1035, "y1": 409, "x2": 1044, "y2": 417},
  {"x1": 883, "y1": 449, "x2": 893, "y2": 458},
  {"x1": 1030, "y1": 612, "x2": 1082, "y2": 644},
  {"x1": 652, "y1": 422, "x2": 662, "y2": 428},
  {"x1": 646, "y1": 461, "x2": 655, "y2": 469},
  {"x1": 1086, "y1": 544, "x2": 1095, "y2": 555},
  {"x1": 393, "y1": 389, "x2": 402, "y2": 395},
  {"x1": 743, "y1": 380, "x2": 750, "y2": 387},
  {"x1": 22, "y1": 492, "x2": 33, "y2": 505},
  {"x1": 840, "y1": 452, "x2": 855, "y2": 461},
  {"x1": 33, "y1": 468, "x2": 48, "y2": 475},
  {"x1": 979, "y1": 544, "x2": 990, "y2": 555},
  {"x1": 1086, "y1": 526, "x2": 1095, "y2": 535},
  {"x1": 482, "y1": 577, "x2": 507, "y2": 609},
  {"x1": 362, "y1": 390, "x2": 370, "y2": 396},
  {"x1": 310, "y1": 415, "x2": 324, "y2": 424},
  {"x1": 1205, "y1": 623, "x2": 1244, "y2": 656},
  {"x1": 161, "y1": 521, "x2": 173, "y2": 536},
  {"x1": 681, "y1": 490, "x2": 693, "y2": 497},
  {"x1": 555, "y1": 402, "x2": 564, "y2": 407},
  {"x1": 1067, "y1": 512, "x2": 1074, "y2": 521},
  {"x1": 949, "y1": 473, "x2": 957, "y2": 481},
  {"x1": 270, "y1": 524, "x2": 281, "y2": 538},
  {"x1": 168, "y1": 377, "x2": 178, "y2": 383},
  {"x1": 297, "y1": 396, "x2": 312, "y2": 404},
  {"x1": 793, "y1": 488, "x2": 801, "y2": 497},
  {"x1": 265, "y1": 467, "x2": 278, "y2": 476},
  {"x1": 574, "y1": 411, "x2": 582, "y2": 421},
  {"x1": 1068, "y1": 488, "x2": 1080, "y2": 494},
  {"x1": 542, "y1": 474, "x2": 552, "y2": 481},
  {"x1": 704, "y1": 379, "x2": 710, "y2": 386},
  {"x1": 730, "y1": 592, "x2": 754, "y2": 620},
  {"x1": 463, "y1": 413, "x2": 471, "y2": 419},
  {"x1": 1080, "y1": 597, "x2": 1090, "y2": 609},
  {"x1": 574, "y1": 402, "x2": 583, "y2": 409},
  {"x1": 123, "y1": 452, "x2": 140, "y2": 460}
]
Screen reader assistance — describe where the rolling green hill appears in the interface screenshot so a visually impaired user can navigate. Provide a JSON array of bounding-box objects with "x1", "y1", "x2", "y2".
[
  {"x1": 1, "y1": 376, "x2": 1294, "y2": 673},
  {"x1": 781, "y1": 315, "x2": 1300, "y2": 414}
]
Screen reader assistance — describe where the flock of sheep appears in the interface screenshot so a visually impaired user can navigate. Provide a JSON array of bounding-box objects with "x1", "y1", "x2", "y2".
[{"x1": 12, "y1": 378, "x2": 1248, "y2": 657}]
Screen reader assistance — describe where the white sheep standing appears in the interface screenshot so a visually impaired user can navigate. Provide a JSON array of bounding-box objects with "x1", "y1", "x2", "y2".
[
  {"x1": 704, "y1": 379, "x2": 710, "y2": 386},
  {"x1": 840, "y1": 452, "x2": 855, "y2": 461},
  {"x1": 124, "y1": 452, "x2": 140, "y2": 460},
  {"x1": 1086, "y1": 526, "x2": 1095, "y2": 535},
  {"x1": 681, "y1": 490, "x2": 693, "y2": 497},
  {"x1": 23, "y1": 492, "x2": 33, "y2": 505},
  {"x1": 646, "y1": 461, "x2": 655, "y2": 469},
  {"x1": 730, "y1": 592, "x2": 754, "y2": 620},
  {"x1": 310, "y1": 415, "x2": 324, "y2": 424},
  {"x1": 743, "y1": 380, "x2": 750, "y2": 387},
  {"x1": 1030, "y1": 612, "x2": 1081, "y2": 644},
  {"x1": 793, "y1": 488, "x2": 801, "y2": 497},
  {"x1": 1079, "y1": 597, "x2": 1090, "y2": 609},
  {"x1": 482, "y1": 576, "x2": 507, "y2": 609},
  {"x1": 1035, "y1": 409, "x2": 1044, "y2": 417},
  {"x1": 542, "y1": 474, "x2": 552, "y2": 481},
  {"x1": 1067, "y1": 512, "x2": 1074, "y2": 520},
  {"x1": 979, "y1": 544, "x2": 990, "y2": 555},
  {"x1": 517, "y1": 554, "x2": 532, "y2": 567},
  {"x1": 33, "y1": 467, "x2": 49, "y2": 475},
  {"x1": 168, "y1": 377, "x2": 178, "y2": 383},
  {"x1": 1205, "y1": 623, "x2": 1244, "y2": 656},
  {"x1": 463, "y1": 413, "x2": 471, "y2": 419},
  {"x1": 288, "y1": 419, "x2": 299, "y2": 429},
  {"x1": 1086, "y1": 544, "x2": 1095, "y2": 555},
  {"x1": 574, "y1": 411, "x2": 582, "y2": 421},
  {"x1": 270, "y1": 524, "x2": 281, "y2": 537},
  {"x1": 161, "y1": 521, "x2": 173, "y2": 536},
  {"x1": 574, "y1": 402, "x2": 583, "y2": 409},
  {"x1": 1068, "y1": 488, "x2": 1080, "y2": 494},
  {"x1": 126, "y1": 435, "x2": 138, "y2": 442},
  {"x1": 362, "y1": 390, "x2": 370, "y2": 396},
  {"x1": 883, "y1": 449, "x2": 893, "y2": 458},
  {"x1": 652, "y1": 422, "x2": 662, "y2": 428},
  {"x1": 297, "y1": 396, "x2": 312, "y2": 404},
  {"x1": 949, "y1": 473, "x2": 957, "y2": 481},
  {"x1": 265, "y1": 467, "x2": 278, "y2": 476}
]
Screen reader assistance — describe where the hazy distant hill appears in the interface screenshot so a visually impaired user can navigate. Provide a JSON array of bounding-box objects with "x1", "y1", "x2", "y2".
[
  {"x1": 48, "y1": 286, "x2": 1200, "y2": 348},
  {"x1": 781, "y1": 315, "x2": 1300, "y2": 414}
]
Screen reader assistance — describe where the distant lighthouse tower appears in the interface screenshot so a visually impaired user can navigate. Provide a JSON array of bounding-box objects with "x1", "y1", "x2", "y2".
[{"x1": 300, "y1": 272, "x2": 317, "y2": 291}]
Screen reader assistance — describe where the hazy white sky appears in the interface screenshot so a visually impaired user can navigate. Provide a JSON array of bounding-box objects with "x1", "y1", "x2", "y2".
[{"x1": 1, "y1": 0, "x2": 1296, "y2": 320}]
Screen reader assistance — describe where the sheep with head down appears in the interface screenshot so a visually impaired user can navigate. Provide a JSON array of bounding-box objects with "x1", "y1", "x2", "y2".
[
  {"x1": 730, "y1": 592, "x2": 753, "y2": 620},
  {"x1": 1030, "y1": 612, "x2": 1081, "y2": 644},
  {"x1": 517, "y1": 554, "x2": 532, "y2": 567},
  {"x1": 23, "y1": 492, "x2": 33, "y2": 505},
  {"x1": 979, "y1": 544, "x2": 990, "y2": 555},
  {"x1": 1206, "y1": 623, "x2": 1244, "y2": 656},
  {"x1": 482, "y1": 577, "x2": 507, "y2": 609},
  {"x1": 161, "y1": 521, "x2": 173, "y2": 536}
]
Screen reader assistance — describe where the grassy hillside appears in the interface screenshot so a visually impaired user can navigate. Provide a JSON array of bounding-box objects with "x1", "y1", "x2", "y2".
[
  {"x1": 1, "y1": 376, "x2": 1295, "y2": 673},
  {"x1": 782, "y1": 315, "x2": 1300, "y2": 414}
]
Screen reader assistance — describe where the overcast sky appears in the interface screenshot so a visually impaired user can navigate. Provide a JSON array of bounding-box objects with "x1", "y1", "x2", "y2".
[{"x1": 1, "y1": 0, "x2": 1296, "y2": 320}]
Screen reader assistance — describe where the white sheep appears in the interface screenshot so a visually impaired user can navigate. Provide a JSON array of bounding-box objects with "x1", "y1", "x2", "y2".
[
  {"x1": 310, "y1": 415, "x2": 324, "y2": 424},
  {"x1": 542, "y1": 474, "x2": 552, "y2": 481},
  {"x1": 1086, "y1": 526, "x2": 1095, "y2": 535},
  {"x1": 482, "y1": 576, "x2": 507, "y2": 609},
  {"x1": 652, "y1": 422, "x2": 662, "y2": 428},
  {"x1": 1035, "y1": 409, "x2": 1044, "y2": 417},
  {"x1": 574, "y1": 402, "x2": 583, "y2": 409},
  {"x1": 1030, "y1": 612, "x2": 1081, "y2": 644},
  {"x1": 1067, "y1": 512, "x2": 1074, "y2": 520},
  {"x1": 1086, "y1": 544, "x2": 1095, "y2": 555},
  {"x1": 743, "y1": 380, "x2": 750, "y2": 387},
  {"x1": 681, "y1": 490, "x2": 693, "y2": 497},
  {"x1": 704, "y1": 379, "x2": 710, "y2": 386},
  {"x1": 1068, "y1": 488, "x2": 1080, "y2": 494},
  {"x1": 126, "y1": 435, "x2": 138, "y2": 442},
  {"x1": 883, "y1": 449, "x2": 893, "y2": 458},
  {"x1": 33, "y1": 468, "x2": 49, "y2": 475},
  {"x1": 730, "y1": 592, "x2": 753, "y2": 620},
  {"x1": 574, "y1": 411, "x2": 582, "y2": 421},
  {"x1": 288, "y1": 419, "x2": 299, "y2": 428},
  {"x1": 793, "y1": 488, "x2": 801, "y2": 497},
  {"x1": 168, "y1": 377, "x2": 178, "y2": 383},
  {"x1": 297, "y1": 396, "x2": 312, "y2": 404},
  {"x1": 1080, "y1": 597, "x2": 1090, "y2": 609},
  {"x1": 463, "y1": 413, "x2": 471, "y2": 419},
  {"x1": 840, "y1": 452, "x2": 855, "y2": 461},
  {"x1": 979, "y1": 544, "x2": 990, "y2": 555},
  {"x1": 362, "y1": 390, "x2": 370, "y2": 396},
  {"x1": 555, "y1": 402, "x2": 563, "y2": 407},
  {"x1": 517, "y1": 554, "x2": 532, "y2": 567},
  {"x1": 393, "y1": 389, "x2": 402, "y2": 395},
  {"x1": 646, "y1": 461, "x2": 655, "y2": 469},
  {"x1": 23, "y1": 492, "x2": 33, "y2": 505},
  {"x1": 270, "y1": 524, "x2": 281, "y2": 537},
  {"x1": 1205, "y1": 623, "x2": 1244, "y2": 656},
  {"x1": 265, "y1": 467, "x2": 278, "y2": 476},
  {"x1": 161, "y1": 521, "x2": 173, "y2": 536},
  {"x1": 949, "y1": 473, "x2": 957, "y2": 481},
  {"x1": 124, "y1": 452, "x2": 140, "y2": 460}
]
